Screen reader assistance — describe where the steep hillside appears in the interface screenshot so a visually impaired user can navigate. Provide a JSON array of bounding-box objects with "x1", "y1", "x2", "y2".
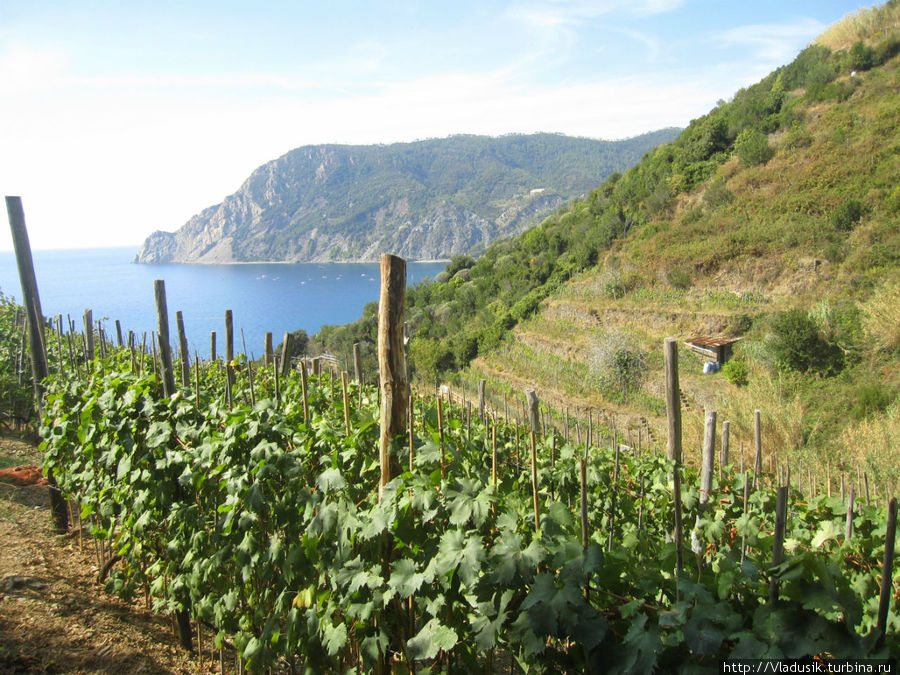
[
  {"x1": 314, "y1": 2, "x2": 900, "y2": 487},
  {"x1": 134, "y1": 131, "x2": 678, "y2": 263},
  {"x1": 467, "y1": 4, "x2": 900, "y2": 486}
]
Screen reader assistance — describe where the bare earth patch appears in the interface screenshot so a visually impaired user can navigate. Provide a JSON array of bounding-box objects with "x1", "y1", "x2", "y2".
[{"x1": 0, "y1": 436, "x2": 209, "y2": 674}]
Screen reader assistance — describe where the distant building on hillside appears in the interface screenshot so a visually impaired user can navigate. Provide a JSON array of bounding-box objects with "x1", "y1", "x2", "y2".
[{"x1": 684, "y1": 336, "x2": 741, "y2": 366}]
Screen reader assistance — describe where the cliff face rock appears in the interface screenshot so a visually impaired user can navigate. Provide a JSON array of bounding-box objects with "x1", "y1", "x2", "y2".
[{"x1": 135, "y1": 131, "x2": 680, "y2": 264}]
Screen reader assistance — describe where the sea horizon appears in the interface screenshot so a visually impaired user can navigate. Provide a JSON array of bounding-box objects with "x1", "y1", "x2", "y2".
[{"x1": 0, "y1": 247, "x2": 447, "y2": 359}]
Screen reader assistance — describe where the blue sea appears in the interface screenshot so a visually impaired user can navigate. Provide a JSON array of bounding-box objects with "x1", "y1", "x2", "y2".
[{"x1": 0, "y1": 247, "x2": 446, "y2": 357}]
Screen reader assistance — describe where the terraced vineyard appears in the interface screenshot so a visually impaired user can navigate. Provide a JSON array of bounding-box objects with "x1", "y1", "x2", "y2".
[{"x1": 29, "y1": 322, "x2": 899, "y2": 672}]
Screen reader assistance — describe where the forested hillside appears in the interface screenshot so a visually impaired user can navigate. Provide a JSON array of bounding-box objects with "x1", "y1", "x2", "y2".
[
  {"x1": 134, "y1": 130, "x2": 678, "y2": 264},
  {"x1": 315, "y1": 2, "x2": 900, "y2": 486}
]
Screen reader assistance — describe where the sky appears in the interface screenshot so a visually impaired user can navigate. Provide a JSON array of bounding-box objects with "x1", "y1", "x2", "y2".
[{"x1": 0, "y1": 0, "x2": 879, "y2": 252}]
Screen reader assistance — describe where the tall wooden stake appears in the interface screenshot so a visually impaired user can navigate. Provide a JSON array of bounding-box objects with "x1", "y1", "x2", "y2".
[
  {"x1": 153, "y1": 280, "x2": 191, "y2": 651},
  {"x1": 664, "y1": 338, "x2": 682, "y2": 463},
  {"x1": 83, "y1": 309, "x2": 95, "y2": 362},
  {"x1": 176, "y1": 311, "x2": 190, "y2": 387},
  {"x1": 877, "y1": 498, "x2": 898, "y2": 648},
  {"x1": 264, "y1": 332, "x2": 273, "y2": 368},
  {"x1": 154, "y1": 281, "x2": 176, "y2": 398},
  {"x1": 6, "y1": 196, "x2": 68, "y2": 532},
  {"x1": 378, "y1": 254, "x2": 408, "y2": 500},
  {"x1": 700, "y1": 410, "x2": 716, "y2": 507}
]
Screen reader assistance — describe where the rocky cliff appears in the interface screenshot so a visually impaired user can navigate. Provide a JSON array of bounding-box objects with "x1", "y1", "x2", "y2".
[{"x1": 135, "y1": 131, "x2": 680, "y2": 264}]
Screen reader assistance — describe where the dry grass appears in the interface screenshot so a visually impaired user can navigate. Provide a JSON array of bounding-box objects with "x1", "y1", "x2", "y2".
[
  {"x1": 815, "y1": 2, "x2": 900, "y2": 52},
  {"x1": 691, "y1": 368, "x2": 807, "y2": 468},
  {"x1": 835, "y1": 402, "x2": 900, "y2": 489},
  {"x1": 861, "y1": 277, "x2": 900, "y2": 352}
]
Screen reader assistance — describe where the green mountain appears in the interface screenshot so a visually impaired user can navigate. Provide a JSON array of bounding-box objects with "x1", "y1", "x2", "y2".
[
  {"x1": 314, "y1": 2, "x2": 900, "y2": 486},
  {"x1": 134, "y1": 131, "x2": 679, "y2": 264}
]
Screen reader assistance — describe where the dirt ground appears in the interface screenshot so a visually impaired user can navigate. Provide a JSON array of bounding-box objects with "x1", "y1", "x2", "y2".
[{"x1": 0, "y1": 435, "x2": 216, "y2": 675}]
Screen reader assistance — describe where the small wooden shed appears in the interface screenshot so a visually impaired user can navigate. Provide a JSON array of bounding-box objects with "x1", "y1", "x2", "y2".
[{"x1": 684, "y1": 336, "x2": 741, "y2": 365}]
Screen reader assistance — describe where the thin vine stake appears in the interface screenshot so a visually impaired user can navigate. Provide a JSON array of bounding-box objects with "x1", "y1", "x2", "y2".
[
  {"x1": 530, "y1": 430, "x2": 540, "y2": 533},
  {"x1": 769, "y1": 486, "x2": 789, "y2": 603},
  {"x1": 300, "y1": 360, "x2": 309, "y2": 423},
  {"x1": 845, "y1": 486, "x2": 856, "y2": 541},
  {"x1": 341, "y1": 371, "x2": 351, "y2": 436},
  {"x1": 753, "y1": 410, "x2": 762, "y2": 488},
  {"x1": 580, "y1": 458, "x2": 588, "y2": 548},
  {"x1": 437, "y1": 395, "x2": 446, "y2": 479},
  {"x1": 741, "y1": 470, "x2": 750, "y2": 565},
  {"x1": 194, "y1": 352, "x2": 200, "y2": 409},
  {"x1": 491, "y1": 424, "x2": 498, "y2": 488},
  {"x1": 273, "y1": 358, "x2": 280, "y2": 406},
  {"x1": 224, "y1": 310, "x2": 234, "y2": 408},
  {"x1": 176, "y1": 311, "x2": 190, "y2": 387},
  {"x1": 408, "y1": 394, "x2": 415, "y2": 472}
]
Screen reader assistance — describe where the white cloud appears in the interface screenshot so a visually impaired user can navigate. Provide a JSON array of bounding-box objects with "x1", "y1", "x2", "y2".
[
  {"x1": 510, "y1": 0, "x2": 685, "y2": 27},
  {"x1": 713, "y1": 18, "x2": 827, "y2": 63},
  {"x1": 0, "y1": 44, "x2": 68, "y2": 92}
]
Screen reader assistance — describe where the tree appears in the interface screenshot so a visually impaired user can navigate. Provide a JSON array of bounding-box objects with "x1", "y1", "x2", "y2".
[{"x1": 734, "y1": 128, "x2": 774, "y2": 167}]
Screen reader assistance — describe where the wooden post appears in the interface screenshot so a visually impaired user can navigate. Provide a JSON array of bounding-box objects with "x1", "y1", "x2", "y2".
[
  {"x1": 377, "y1": 254, "x2": 408, "y2": 500},
  {"x1": 526, "y1": 388, "x2": 540, "y2": 437},
  {"x1": 83, "y1": 309, "x2": 95, "y2": 362},
  {"x1": 264, "y1": 332, "x2": 273, "y2": 368},
  {"x1": 115, "y1": 319, "x2": 123, "y2": 348},
  {"x1": 478, "y1": 379, "x2": 486, "y2": 421},
  {"x1": 299, "y1": 361, "x2": 309, "y2": 423},
  {"x1": 154, "y1": 281, "x2": 176, "y2": 398},
  {"x1": 280, "y1": 331, "x2": 294, "y2": 379},
  {"x1": 769, "y1": 486, "x2": 789, "y2": 603},
  {"x1": 210, "y1": 331, "x2": 217, "y2": 362},
  {"x1": 153, "y1": 280, "x2": 192, "y2": 651},
  {"x1": 176, "y1": 311, "x2": 190, "y2": 388},
  {"x1": 6, "y1": 196, "x2": 68, "y2": 532},
  {"x1": 664, "y1": 338, "x2": 682, "y2": 462},
  {"x1": 877, "y1": 498, "x2": 898, "y2": 647},
  {"x1": 700, "y1": 410, "x2": 716, "y2": 507}
]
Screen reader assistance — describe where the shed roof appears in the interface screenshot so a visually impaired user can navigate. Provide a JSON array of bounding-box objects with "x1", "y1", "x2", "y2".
[{"x1": 685, "y1": 336, "x2": 742, "y2": 348}]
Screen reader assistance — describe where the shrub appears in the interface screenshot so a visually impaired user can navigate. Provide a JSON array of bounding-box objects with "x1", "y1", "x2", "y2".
[
  {"x1": 846, "y1": 40, "x2": 876, "y2": 70},
  {"x1": 590, "y1": 332, "x2": 648, "y2": 403},
  {"x1": 830, "y1": 199, "x2": 865, "y2": 230},
  {"x1": 769, "y1": 308, "x2": 844, "y2": 376},
  {"x1": 666, "y1": 266, "x2": 692, "y2": 290},
  {"x1": 703, "y1": 176, "x2": 735, "y2": 208},
  {"x1": 722, "y1": 360, "x2": 749, "y2": 386},
  {"x1": 734, "y1": 128, "x2": 774, "y2": 167},
  {"x1": 850, "y1": 381, "x2": 893, "y2": 421}
]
